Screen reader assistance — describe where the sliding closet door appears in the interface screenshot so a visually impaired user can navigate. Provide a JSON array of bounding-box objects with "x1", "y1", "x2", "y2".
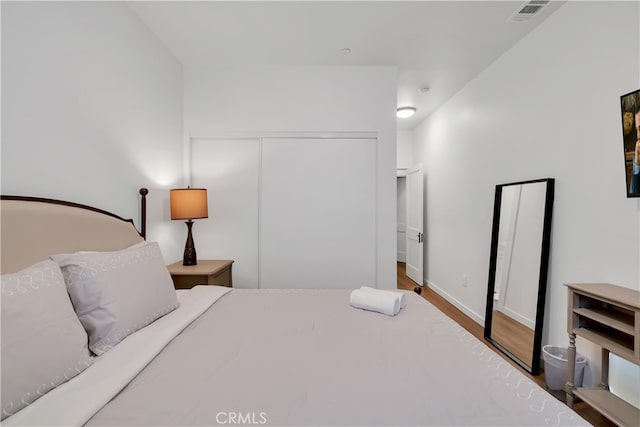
[
  {"x1": 260, "y1": 138, "x2": 377, "y2": 289},
  {"x1": 191, "y1": 138, "x2": 260, "y2": 288}
]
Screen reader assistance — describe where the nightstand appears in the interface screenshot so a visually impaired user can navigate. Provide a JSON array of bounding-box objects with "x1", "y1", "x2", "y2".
[{"x1": 167, "y1": 260, "x2": 234, "y2": 289}]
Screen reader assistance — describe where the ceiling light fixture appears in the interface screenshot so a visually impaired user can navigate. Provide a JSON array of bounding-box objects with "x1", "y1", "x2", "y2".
[{"x1": 397, "y1": 107, "x2": 417, "y2": 118}]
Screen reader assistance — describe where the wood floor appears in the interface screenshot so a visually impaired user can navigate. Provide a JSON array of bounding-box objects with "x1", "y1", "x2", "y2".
[
  {"x1": 490, "y1": 310, "x2": 534, "y2": 367},
  {"x1": 396, "y1": 262, "x2": 615, "y2": 427}
]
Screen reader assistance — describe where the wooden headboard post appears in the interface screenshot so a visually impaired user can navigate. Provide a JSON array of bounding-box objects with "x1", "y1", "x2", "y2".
[{"x1": 139, "y1": 188, "x2": 148, "y2": 240}]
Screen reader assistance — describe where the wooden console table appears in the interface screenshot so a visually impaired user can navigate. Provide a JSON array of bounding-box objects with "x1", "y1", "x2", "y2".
[{"x1": 565, "y1": 283, "x2": 640, "y2": 427}]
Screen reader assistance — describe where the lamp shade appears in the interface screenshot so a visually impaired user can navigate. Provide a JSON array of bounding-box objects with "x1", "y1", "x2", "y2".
[{"x1": 170, "y1": 188, "x2": 208, "y2": 220}]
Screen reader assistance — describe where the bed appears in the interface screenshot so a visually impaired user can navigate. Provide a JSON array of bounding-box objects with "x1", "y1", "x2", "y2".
[{"x1": 0, "y1": 191, "x2": 589, "y2": 426}]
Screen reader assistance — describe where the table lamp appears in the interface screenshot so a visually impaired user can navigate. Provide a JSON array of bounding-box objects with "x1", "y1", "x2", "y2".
[{"x1": 170, "y1": 188, "x2": 208, "y2": 266}]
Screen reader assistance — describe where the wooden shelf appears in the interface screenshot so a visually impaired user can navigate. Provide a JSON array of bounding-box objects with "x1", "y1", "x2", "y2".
[
  {"x1": 567, "y1": 283, "x2": 640, "y2": 310},
  {"x1": 566, "y1": 283, "x2": 640, "y2": 427},
  {"x1": 572, "y1": 328, "x2": 635, "y2": 362},
  {"x1": 573, "y1": 308, "x2": 634, "y2": 335},
  {"x1": 573, "y1": 388, "x2": 640, "y2": 427}
]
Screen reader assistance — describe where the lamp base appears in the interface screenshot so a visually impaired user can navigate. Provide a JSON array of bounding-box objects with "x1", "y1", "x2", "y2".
[
  {"x1": 183, "y1": 248, "x2": 197, "y2": 266},
  {"x1": 183, "y1": 220, "x2": 197, "y2": 266}
]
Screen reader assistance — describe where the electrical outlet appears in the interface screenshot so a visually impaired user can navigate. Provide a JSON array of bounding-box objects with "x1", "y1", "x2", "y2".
[{"x1": 462, "y1": 274, "x2": 468, "y2": 287}]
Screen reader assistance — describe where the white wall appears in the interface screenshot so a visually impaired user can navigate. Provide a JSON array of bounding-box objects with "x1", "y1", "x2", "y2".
[
  {"x1": 397, "y1": 130, "x2": 414, "y2": 170},
  {"x1": 184, "y1": 66, "x2": 397, "y2": 289},
  {"x1": 1, "y1": 2, "x2": 184, "y2": 262},
  {"x1": 413, "y1": 1, "x2": 639, "y2": 405}
]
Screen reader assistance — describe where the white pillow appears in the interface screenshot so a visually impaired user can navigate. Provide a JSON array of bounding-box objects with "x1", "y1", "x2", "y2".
[
  {"x1": 51, "y1": 241, "x2": 179, "y2": 356},
  {"x1": 1, "y1": 260, "x2": 93, "y2": 419}
]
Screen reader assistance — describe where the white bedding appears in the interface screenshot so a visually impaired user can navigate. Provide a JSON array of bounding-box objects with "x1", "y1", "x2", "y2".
[
  {"x1": 5, "y1": 287, "x2": 588, "y2": 427},
  {"x1": 3, "y1": 286, "x2": 231, "y2": 427}
]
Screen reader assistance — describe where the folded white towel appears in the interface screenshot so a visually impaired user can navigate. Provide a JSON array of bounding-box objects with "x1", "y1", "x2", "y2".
[
  {"x1": 359, "y1": 286, "x2": 407, "y2": 309},
  {"x1": 349, "y1": 288, "x2": 400, "y2": 316}
]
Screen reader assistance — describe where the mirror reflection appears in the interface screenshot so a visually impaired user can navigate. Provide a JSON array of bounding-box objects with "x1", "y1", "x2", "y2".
[{"x1": 484, "y1": 178, "x2": 554, "y2": 375}]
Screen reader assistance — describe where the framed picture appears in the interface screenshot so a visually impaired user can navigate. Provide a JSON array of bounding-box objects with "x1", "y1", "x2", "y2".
[{"x1": 621, "y1": 89, "x2": 640, "y2": 197}]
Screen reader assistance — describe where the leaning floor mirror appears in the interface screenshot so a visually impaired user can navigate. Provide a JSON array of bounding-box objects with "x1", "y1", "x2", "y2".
[{"x1": 484, "y1": 178, "x2": 555, "y2": 375}]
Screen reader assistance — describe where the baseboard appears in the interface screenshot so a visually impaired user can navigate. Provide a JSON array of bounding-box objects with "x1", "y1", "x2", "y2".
[
  {"x1": 397, "y1": 251, "x2": 406, "y2": 262},
  {"x1": 499, "y1": 306, "x2": 535, "y2": 330},
  {"x1": 424, "y1": 279, "x2": 485, "y2": 326}
]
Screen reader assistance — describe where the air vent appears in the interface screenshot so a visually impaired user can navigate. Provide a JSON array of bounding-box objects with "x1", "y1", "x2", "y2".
[{"x1": 508, "y1": 0, "x2": 550, "y2": 21}]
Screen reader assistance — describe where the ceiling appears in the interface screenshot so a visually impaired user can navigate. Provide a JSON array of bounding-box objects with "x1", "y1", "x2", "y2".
[{"x1": 128, "y1": 1, "x2": 565, "y2": 130}]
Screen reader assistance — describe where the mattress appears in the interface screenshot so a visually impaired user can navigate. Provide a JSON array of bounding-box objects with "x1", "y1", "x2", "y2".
[{"x1": 7, "y1": 287, "x2": 588, "y2": 426}]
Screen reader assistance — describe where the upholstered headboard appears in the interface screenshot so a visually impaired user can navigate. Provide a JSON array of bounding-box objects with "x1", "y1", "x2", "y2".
[{"x1": 0, "y1": 190, "x2": 148, "y2": 274}]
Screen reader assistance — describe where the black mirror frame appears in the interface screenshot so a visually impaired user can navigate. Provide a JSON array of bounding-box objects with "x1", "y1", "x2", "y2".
[{"x1": 483, "y1": 178, "x2": 555, "y2": 375}]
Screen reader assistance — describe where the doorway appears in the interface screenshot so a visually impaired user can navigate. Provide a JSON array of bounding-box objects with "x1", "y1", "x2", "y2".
[{"x1": 397, "y1": 176, "x2": 407, "y2": 263}]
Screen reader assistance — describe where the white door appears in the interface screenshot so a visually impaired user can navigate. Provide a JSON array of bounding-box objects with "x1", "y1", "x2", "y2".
[
  {"x1": 191, "y1": 138, "x2": 261, "y2": 288},
  {"x1": 260, "y1": 137, "x2": 377, "y2": 289},
  {"x1": 405, "y1": 164, "x2": 423, "y2": 285}
]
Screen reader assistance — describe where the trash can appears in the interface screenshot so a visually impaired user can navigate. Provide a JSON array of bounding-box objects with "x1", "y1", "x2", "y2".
[{"x1": 543, "y1": 345, "x2": 587, "y2": 391}]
